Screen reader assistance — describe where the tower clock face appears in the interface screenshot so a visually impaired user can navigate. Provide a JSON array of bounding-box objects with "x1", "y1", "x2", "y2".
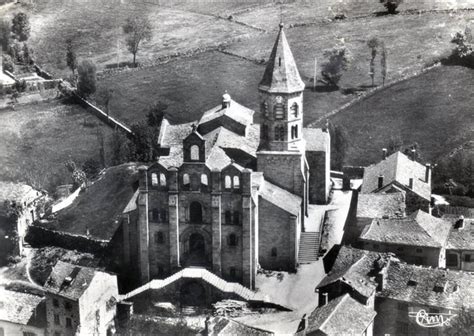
[{"x1": 275, "y1": 96, "x2": 283, "y2": 104}]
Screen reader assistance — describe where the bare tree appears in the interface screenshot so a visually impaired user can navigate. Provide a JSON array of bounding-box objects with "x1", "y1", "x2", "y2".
[
  {"x1": 65, "y1": 38, "x2": 78, "y2": 77},
  {"x1": 122, "y1": 16, "x2": 152, "y2": 67},
  {"x1": 380, "y1": 42, "x2": 387, "y2": 85}
]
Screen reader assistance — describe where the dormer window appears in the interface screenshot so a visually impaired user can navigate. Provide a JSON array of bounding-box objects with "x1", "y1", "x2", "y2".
[{"x1": 190, "y1": 145, "x2": 199, "y2": 161}]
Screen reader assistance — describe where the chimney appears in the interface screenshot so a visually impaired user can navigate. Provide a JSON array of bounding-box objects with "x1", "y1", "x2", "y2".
[
  {"x1": 376, "y1": 267, "x2": 388, "y2": 291},
  {"x1": 455, "y1": 215, "x2": 465, "y2": 229},
  {"x1": 425, "y1": 164, "x2": 431, "y2": 183},
  {"x1": 408, "y1": 178, "x2": 413, "y2": 189},
  {"x1": 382, "y1": 148, "x2": 387, "y2": 160},
  {"x1": 323, "y1": 119, "x2": 329, "y2": 133},
  {"x1": 342, "y1": 176, "x2": 351, "y2": 190},
  {"x1": 222, "y1": 91, "x2": 231, "y2": 109},
  {"x1": 378, "y1": 175, "x2": 384, "y2": 189},
  {"x1": 411, "y1": 149, "x2": 416, "y2": 161},
  {"x1": 138, "y1": 165, "x2": 148, "y2": 190}
]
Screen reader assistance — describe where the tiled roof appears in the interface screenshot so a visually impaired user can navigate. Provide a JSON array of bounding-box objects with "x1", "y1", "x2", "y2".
[
  {"x1": 158, "y1": 121, "x2": 195, "y2": 169},
  {"x1": 317, "y1": 246, "x2": 391, "y2": 298},
  {"x1": 44, "y1": 261, "x2": 100, "y2": 300},
  {"x1": 307, "y1": 294, "x2": 376, "y2": 335},
  {"x1": 259, "y1": 179, "x2": 302, "y2": 216},
  {"x1": 198, "y1": 99, "x2": 254, "y2": 131},
  {"x1": 361, "y1": 151, "x2": 431, "y2": 201},
  {"x1": 0, "y1": 288, "x2": 44, "y2": 325},
  {"x1": 356, "y1": 192, "x2": 406, "y2": 218},
  {"x1": 379, "y1": 260, "x2": 474, "y2": 309},
  {"x1": 303, "y1": 128, "x2": 330, "y2": 152},
  {"x1": 210, "y1": 317, "x2": 274, "y2": 336},
  {"x1": 360, "y1": 210, "x2": 451, "y2": 248},
  {"x1": 259, "y1": 25, "x2": 305, "y2": 93},
  {"x1": 444, "y1": 216, "x2": 474, "y2": 250},
  {"x1": 37, "y1": 163, "x2": 139, "y2": 241}
]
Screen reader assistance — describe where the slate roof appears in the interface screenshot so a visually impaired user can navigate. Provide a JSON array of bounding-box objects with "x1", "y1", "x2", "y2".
[
  {"x1": 378, "y1": 260, "x2": 474, "y2": 309},
  {"x1": 317, "y1": 246, "x2": 391, "y2": 299},
  {"x1": 306, "y1": 294, "x2": 376, "y2": 335},
  {"x1": 198, "y1": 98, "x2": 254, "y2": 131},
  {"x1": 444, "y1": 216, "x2": 474, "y2": 250},
  {"x1": 361, "y1": 151, "x2": 431, "y2": 201},
  {"x1": 158, "y1": 120, "x2": 195, "y2": 168},
  {"x1": 0, "y1": 288, "x2": 44, "y2": 325},
  {"x1": 259, "y1": 24, "x2": 305, "y2": 93},
  {"x1": 360, "y1": 210, "x2": 452, "y2": 248},
  {"x1": 36, "y1": 163, "x2": 139, "y2": 241},
  {"x1": 303, "y1": 128, "x2": 330, "y2": 152},
  {"x1": 259, "y1": 179, "x2": 302, "y2": 216},
  {"x1": 356, "y1": 192, "x2": 406, "y2": 218},
  {"x1": 44, "y1": 261, "x2": 100, "y2": 301},
  {"x1": 210, "y1": 317, "x2": 274, "y2": 336}
]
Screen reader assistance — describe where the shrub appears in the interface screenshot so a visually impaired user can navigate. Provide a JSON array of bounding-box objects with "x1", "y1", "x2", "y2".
[{"x1": 2, "y1": 53, "x2": 14, "y2": 72}]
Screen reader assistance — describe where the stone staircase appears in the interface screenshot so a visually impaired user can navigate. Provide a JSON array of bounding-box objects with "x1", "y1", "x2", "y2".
[{"x1": 298, "y1": 232, "x2": 321, "y2": 264}]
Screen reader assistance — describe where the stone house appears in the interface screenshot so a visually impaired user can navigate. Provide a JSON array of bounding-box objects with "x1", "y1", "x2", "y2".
[
  {"x1": 43, "y1": 261, "x2": 118, "y2": 336},
  {"x1": 361, "y1": 151, "x2": 432, "y2": 214},
  {"x1": 0, "y1": 288, "x2": 46, "y2": 336},
  {"x1": 374, "y1": 259, "x2": 474, "y2": 336},
  {"x1": 444, "y1": 215, "x2": 474, "y2": 271},
  {"x1": 359, "y1": 210, "x2": 452, "y2": 268},
  {"x1": 302, "y1": 293, "x2": 376, "y2": 336},
  {"x1": 121, "y1": 24, "x2": 331, "y2": 290}
]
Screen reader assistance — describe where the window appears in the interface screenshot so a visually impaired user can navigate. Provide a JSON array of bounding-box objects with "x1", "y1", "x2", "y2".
[
  {"x1": 155, "y1": 232, "x2": 164, "y2": 244},
  {"x1": 190, "y1": 145, "x2": 200, "y2": 161},
  {"x1": 228, "y1": 234, "x2": 238, "y2": 247},
  {"x1": 190, "y1": 202, "x2": 203, "y2": 223},
  {"x1": 160, "y1": 209, "x2": 167, "y2": 222},
  {"x1": 151, "y1": 209, "x2": 159, "y2": 222},
  {"x1": 54, "y1": 314, "x2": 60, "y2": 325},
  {"x1": 225, "y1": 175, "x2": 232, "y2": 189},
  {"x1": 233, "y1": 176, "x2": 240, "y2": 189},
  {"x1": 291, "y1": 125, "x2": 298, "y2": 139},
  {"x1": 65, "y1": 302, "x2": 72, "y2": 311},
  {"x1": 275, "y1": 126, "x2": 285, "y2": 141},
  {"x1": 66, "y1": 318, "x2": 72, "y2": 328},
  {"x1": 465, "y1": 254, "x2": 471, "y2": 262},
  {"x1": 271, "y1": 247, "x2": 277, "y2": 257},
  {"x1": 201, "y1": 174, "x2": 208, "y2": 186},
  {"x1": 291, "y1": 102, "x2": 299, "y2": 117},
  {"x1": 183, "y1": 173, "x2": 190, "y2": 186},
  {"x1": 233, "y1": 211, "x2": 240, "y2": 225},
  {"x1": 53, "y1": 298, "x2": 59, "y2": 307},
  {"x1": 274, "y1": 103, "x2": 284, "y2": 119},
  {"x1": 261, "y1": 101, "x2": 268, "y2": 117},
  {"x1": 160, "y1": 173, "x2": 167, "y2": 186},
  {"x1": 225, "y1": 211, "x2": 232, "y2": 225},
  {"x1": 416, "y1": 248, "x2": 423, "y2": 253},
  {"x1": 151, "y1": 173, "x2": 158, "y2": 186}
]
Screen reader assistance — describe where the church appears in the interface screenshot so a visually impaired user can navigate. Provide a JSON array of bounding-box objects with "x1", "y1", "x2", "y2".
[{"x1": 122, "y1": 24, "x2": 331, "y2": 290}]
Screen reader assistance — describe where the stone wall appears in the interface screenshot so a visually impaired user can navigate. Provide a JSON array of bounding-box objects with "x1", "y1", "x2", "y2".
[
  {"x1": 405, "y1": 189, "x2": 430, "y2": 215},
  {"x1": 307, "y1": 150, "x2": 330, "y2": 204},
  {"x1": 46, "y1": 294, "x2": 80, "y2": 336}
]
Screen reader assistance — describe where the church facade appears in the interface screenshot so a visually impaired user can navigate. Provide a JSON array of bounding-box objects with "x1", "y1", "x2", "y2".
[{"x1": 122, "y1": 24, "x2": 331, "y2": 290}]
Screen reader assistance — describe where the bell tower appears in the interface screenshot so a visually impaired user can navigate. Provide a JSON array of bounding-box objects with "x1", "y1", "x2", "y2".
[
  {"x1": 258, "y1": 23, "x2": 305, "y2": 153},
  {"x1": 257, "y1": 23, "x2": 308, "y2": 200}
]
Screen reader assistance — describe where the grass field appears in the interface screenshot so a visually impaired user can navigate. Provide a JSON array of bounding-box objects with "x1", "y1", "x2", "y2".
[
  {"x1": 327, "y1": 65, "x2": 474, "y2": 166},
  {"x1": 0, "y1": 101, "x2": 112, "y2": 191}
]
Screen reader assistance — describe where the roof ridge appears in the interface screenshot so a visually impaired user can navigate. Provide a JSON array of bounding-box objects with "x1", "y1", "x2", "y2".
[{"x1": 318, "y1": 294, "x2": 348, "y2": 332}]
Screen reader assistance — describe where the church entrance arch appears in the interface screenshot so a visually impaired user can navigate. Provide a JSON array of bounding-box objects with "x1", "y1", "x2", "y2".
[
  {"x1": 181, "y1": 229, "x2": 211, "y2": 268},
  {"x1": 189, "y1": 233, "x2": 205, "y2": 255}
]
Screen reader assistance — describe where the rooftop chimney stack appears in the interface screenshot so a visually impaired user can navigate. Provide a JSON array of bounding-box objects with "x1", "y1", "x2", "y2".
[
  {"x1": 222, "y1": 91, "x2": 231, "y2": 109},
  {"x1": 378, "y1": 175, "x2": 384, "y2": 189},
  {"x1": 408, "y1": 177, "x2": 413, "y2": 189},
  {"x1": 322, "y1": 292, "x2": 329, "y2": 306},
  {"x1": 425, "y1": 164, "x2": 431, "y2": 183},
  {"x1": 382, "y1": 148, "x2": 387, "y2": 160},
  {"x1": 411, "y1": 149, "x2": 416, "y2": 161}
]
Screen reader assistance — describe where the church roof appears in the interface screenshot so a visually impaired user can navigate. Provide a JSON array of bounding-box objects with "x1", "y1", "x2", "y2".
[
  {"x1": 259, "y1": 179, "x2": 302, "y2": 216},
  {"x1": 198, "y1": 98, "x2": 254, "y2": 132},
  {"x1": 259, "y1": 24, "x2": 305, "y2": 94}
]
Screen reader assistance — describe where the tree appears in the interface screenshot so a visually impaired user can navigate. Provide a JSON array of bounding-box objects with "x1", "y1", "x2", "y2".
[
  {"x1": 2, "y1": 53, "x2": 14, "y2": 72},
  {"x1": 380, "y1": 42, "x2": 387, "y2": 85},
  {"x1": 22, "y1": 42, "x2": 33, "y2": 65},
  {"x1": 64, "y1": 160, "x2": 87, "y2": 189},
  {"x1": 146, "y1": 101, "x2": 167, "y2": 127},
  {"x1": 450, "y1": 27, "x2": 474, "y2": 67},
  {"x1": 77, "y1": 59, "x2": 97, "y2": 98},
  {"x1": 367, "y1": 37, "x2": 380, "y2": 86},
  {"x1": 96, "y1": 87, "x2": 114, "y2": 116},
  {"x1": 11, "y1": 12, "x2": 30, "y2": 42},
  {"x1": 122, "y1": 16, "x2": 152, "y2": 67},
  {"x1": 379, "y1": 0, "x2": 403, "y2": 14},
  {"x1": 110, "y1": 129, "x2": 130, "y2": 165},
  {"x1": 0, "y1": 19, "x2": 11, "y2": 52},
  {"x1": 65, "y1": 38, "x2": 78, "y2": 76},
  {"x1": 321, "y1": 44, "x2": 352, "y2": 87},
  {"x1": 128, "y1": 122, "x2": 159, "y2": 162},
  {"x1": 328, "y1": 122, "x2": 349, "y2": 170}
]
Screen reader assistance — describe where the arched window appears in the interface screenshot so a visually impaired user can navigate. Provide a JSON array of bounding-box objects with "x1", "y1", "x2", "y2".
[
  {"x1": 291, "y1": 125, "x2": 299, "y2": 139},
  {"x1": 233, "y1": 211, "x2": 240, "y2": 225},
  {"x1": 228, "y1": 233, "x2": 238, "y2": 247},
  {"x1": 183, "y1": 173, "x2": 190, "y2": 185},
  {"x1": 271, "y1": 247, "x2": 277, "y2": 257},
  {"x1": 225, "y1": 175, "x2": 232, "y2": 189},
  {"x1": 190, "y1": 145, "x2": 200, "y2": 161},
  {"x1": 274, "y1": 103, "x2": 284, "y2": 120},
  {"x1": 291, "y1": 102, "x2": 299, "y2": 117},
  {"x1": 155, "y1": 232, "x2": 164, "y2": 244},
  {"x1": 151, "y1": 173, "x2": 158, "y2": 186},
  {"x1": 201, "y1": 174, "x2": 208, "y2": 186},
  {"x1": 190, "y1": 202, "x2": 203, "y2": 223},
  {"x1": 150, "y1": 208, "x2": 159, "y2": 222},
  {"x1": 225, "y1": 211, "x2": 232, "y2": 225},
  {"x1": 275, "y1": 126, "x2": 285, "y2": 141},
  {"x1": 233, "y1": 176, "x2": 240, "y2": 189},
  {"x1": 160, "y1": 173, "x2": 167, "y2": 186},
  {"x1": 160, "y1": 209, "x2": 168, "y2": 222},
  {"x1": 261, "y1": 101, "x2": 268, "y2": 117}
]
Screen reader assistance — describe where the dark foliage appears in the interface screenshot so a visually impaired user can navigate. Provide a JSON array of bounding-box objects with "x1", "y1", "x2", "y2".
[{"x1": 11, "y1": 12, "x2": 30, "y2": 42}]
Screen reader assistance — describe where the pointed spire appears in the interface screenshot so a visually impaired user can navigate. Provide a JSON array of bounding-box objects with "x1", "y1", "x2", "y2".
[{"x1": 259, "y1": 24, "x2": 305, "y2": 93}]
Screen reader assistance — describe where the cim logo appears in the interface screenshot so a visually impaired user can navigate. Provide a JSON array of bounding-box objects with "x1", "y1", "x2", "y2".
[{"x1": 408, "y1": 309, "x2": 457, "y2": 328}]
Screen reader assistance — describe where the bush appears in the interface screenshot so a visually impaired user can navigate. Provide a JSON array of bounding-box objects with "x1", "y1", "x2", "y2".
[
  {"x1": 82, "y1": 158, "x2": 102, "y2": 179},
  {"x1": 2, "y1": 53, "x2": 14, "y2": 72},
  {"x1": 77, "y1": 59, "x2": 97, "y2": 98}
]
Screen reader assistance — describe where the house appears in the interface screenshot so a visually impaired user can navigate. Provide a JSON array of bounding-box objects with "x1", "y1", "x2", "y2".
[
  {"x1": 444, "y1": 215, "x2": 474, "y2": 271},
  {"x1": 206, "y1": 317, "x2": 274, "y2": 336},
  {"x1": 375, "y1": 259, "x2": 474, "y2": 335},
  {"x1": 361, "y1": 150, "x2": 432, "y2": 214},
  {"x1": 359, "y1": 210, "x2": 452, "y2": 267},
  {"x1": 121, "y1": 23, "x2": 331, "y2": 290},
  {"x1": 0, "y1": 288, "x2": 46, "y2": 336},
  {"x1": 43, "y1": 261, "x2": 118, "y2": 336},
  {"x1": 303, "y1": 293, "x2": 376, "y2": 336},
  {"x1": 316, "y1": 246, "x2": 392, "y2": 307},
  {"x1": 0, "y1": 181, "x2": 45, "y2": 261}
]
